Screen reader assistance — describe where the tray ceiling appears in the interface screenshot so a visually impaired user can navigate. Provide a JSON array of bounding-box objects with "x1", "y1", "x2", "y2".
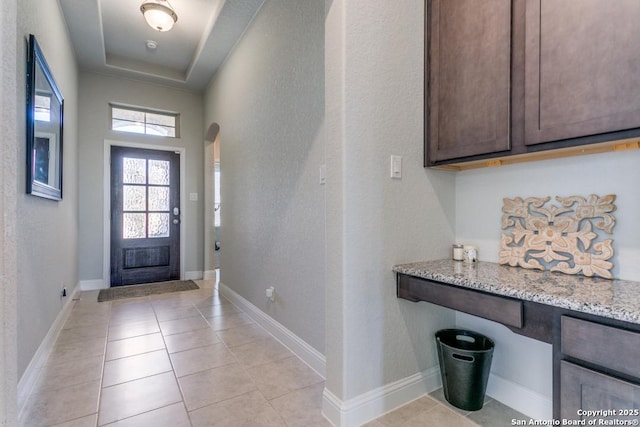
[{"x1": 60, "y1": 0, "x2": 265, "y2": 90}]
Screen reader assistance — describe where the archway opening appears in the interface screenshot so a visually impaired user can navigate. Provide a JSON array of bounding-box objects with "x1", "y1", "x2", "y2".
[{"x1": 204, "y1": 123, "x2": 220, "y2": 279}]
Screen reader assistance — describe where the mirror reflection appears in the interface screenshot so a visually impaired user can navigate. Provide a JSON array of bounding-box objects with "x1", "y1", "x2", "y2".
[{"x1": 27, "y1": 34, "x2": 64, "y2": 200}]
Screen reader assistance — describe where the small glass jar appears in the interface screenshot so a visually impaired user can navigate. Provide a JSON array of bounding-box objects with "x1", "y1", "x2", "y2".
[{"x1": 452, "y1": 244, "x2": 464, "y2": 261}]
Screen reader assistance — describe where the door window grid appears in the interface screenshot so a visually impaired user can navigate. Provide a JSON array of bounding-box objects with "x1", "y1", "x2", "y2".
[{"x1": 122, "y1": 157, "x2": 171, "y2": 239}]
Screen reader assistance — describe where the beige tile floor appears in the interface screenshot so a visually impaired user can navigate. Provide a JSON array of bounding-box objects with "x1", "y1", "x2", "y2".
[{"x1": 19, "y1": 278, "x2": 525, "y2": 426}]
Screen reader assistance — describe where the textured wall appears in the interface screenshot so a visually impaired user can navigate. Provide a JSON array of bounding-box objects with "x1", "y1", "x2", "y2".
[
  {"x1": 0, "y1": 0, "x2": 19, "y2": 422},
  {"x1": 456, "y1": 151, "x2": 640, "y2": 279},
  {"x1": 15, "y1": 0, "x2": 79, "y2": 379},
  {"x1": 325, "y1": 0, "x2": 456, "y2": 401},
  {"x1": 77, "y1": 72, "x2": 204, "y2": 282},
  {"x1": 455, "y1": 149, "x2": 640, "y2": 411},
  {"x1": 204, "y1": 0, "x2": 326, "y2": 354}
]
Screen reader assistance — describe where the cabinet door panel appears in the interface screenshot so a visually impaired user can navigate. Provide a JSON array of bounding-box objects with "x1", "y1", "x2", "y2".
[
  {"x1": 525, "y1": 0, "x2": 640, "y2": 145},
  {"x1": 427, "y1": 0, "x2": 511, "y2": 162},
  {"x1": 561, "y1": 361, "x2": 640, "y2": 421}
]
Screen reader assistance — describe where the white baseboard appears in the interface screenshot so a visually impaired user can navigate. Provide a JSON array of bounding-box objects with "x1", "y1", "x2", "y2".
[
  {"x1": 185, "y1": 271, "x2": 203, "y2": 280},
  {"x1": 17, "y1": 287, "x2": 80, "y2": 416},
  {"x1": 320, "y1": 363, "x2": 551, "y2": 426},
  {"x1": 322, "y1": 367, "x2": 441, "y2": 427},
  {"x1": 79, "y1": 279, "x2": 107, "y2": 291},
  {"x1": 203, "y1": 270, "x2": 217, "y2": 280},
  {"x1": 218, "y1": 281, "x2": 326, "y2": 378},
  {"x1": 218, "y1": 281, "x2": 551, "y2": 425},
  {"x1": 486, "y1": 373, "x2": 552, "y2": 420}
]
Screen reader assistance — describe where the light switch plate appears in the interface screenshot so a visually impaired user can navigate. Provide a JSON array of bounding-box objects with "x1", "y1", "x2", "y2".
[
  {"x1": 319, "y1": 164, "x2": 326, "y2": 185},
  {"x1": 390, "y1": 155, "x2": 402, "y2": 179}
]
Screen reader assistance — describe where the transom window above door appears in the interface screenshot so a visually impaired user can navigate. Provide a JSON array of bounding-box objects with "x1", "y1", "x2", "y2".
[{"x1": 110, "y1": 104, "x2": 179, "y2": 137}]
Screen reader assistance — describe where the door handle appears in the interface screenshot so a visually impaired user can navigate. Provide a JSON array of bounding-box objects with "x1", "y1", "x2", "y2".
[{"x1": 173, "y1": 207, "x2": 179, "y2": 215}]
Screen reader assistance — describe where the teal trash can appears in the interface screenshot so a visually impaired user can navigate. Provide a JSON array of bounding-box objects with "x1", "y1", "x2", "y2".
[{"x1": 436, "y1": 329, "x2": 494, "y2": 411}]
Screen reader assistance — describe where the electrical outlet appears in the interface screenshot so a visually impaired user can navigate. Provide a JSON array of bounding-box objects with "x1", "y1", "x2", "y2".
[{"x1": 266, "y1": 286, "x2": 275, "y2": 302}]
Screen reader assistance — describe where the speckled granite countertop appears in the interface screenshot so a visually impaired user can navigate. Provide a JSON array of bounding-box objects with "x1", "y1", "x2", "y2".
[{"x1": 393, "y1": 259, "x2": 640, "y2": 325}]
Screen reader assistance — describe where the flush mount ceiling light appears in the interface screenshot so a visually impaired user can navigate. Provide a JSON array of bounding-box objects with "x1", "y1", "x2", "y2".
[{"x1": 140, "y1": 0, "x2": 178, "y2": 32}]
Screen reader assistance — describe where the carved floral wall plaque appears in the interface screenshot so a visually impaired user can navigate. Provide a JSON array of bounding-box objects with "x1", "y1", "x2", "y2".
[{"x1": 499, "y1": 194, "x2": 616, "y2": 279}]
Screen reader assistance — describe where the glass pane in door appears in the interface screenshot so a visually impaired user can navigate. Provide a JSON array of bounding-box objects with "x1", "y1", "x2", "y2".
[
  {"x1": 123, "y1": 213, "x2": 146, "y2": 239},
  {"x1": 123, "y1": 185, "x2": 146, "y2": 211},
  {"x1": 148, "y1": 186, "x2": 170, "y2": 211},
  {"x1": 123, "y1": 158, "x2": 146, "y2": 184},
  {"x1": 149, "y1": 160, "x2": 170, "y2": 185},
  {"x1": 149, "y1": 213, "x2": 170, "y2": 238}
]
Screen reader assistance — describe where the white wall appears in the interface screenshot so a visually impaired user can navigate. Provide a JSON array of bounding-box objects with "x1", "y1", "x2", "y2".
[
  {"x1": 77, "y1": 72, "x2": 204, "y2": 284},
  {"x1": 204, "y1": 0, "x2": 326, "y2": 354},
  {"x1": 456, "y1": 150, "x2": 640, "y2": 279},
  {"x1": 0, "y1": 0, "x2": 19, "y2": 422},
  {"x1": 324, "y1": 0, "x2": 456, "y2": 420},
  {"x1": 16, "y1": 0, "x2": 79, "y2": 380},
  {"x1": 203, "y1": 129, "x2": 217, "y2": 277},
  {"x1": 455, "y1": 149, "x2": 640, "y2": 417}
]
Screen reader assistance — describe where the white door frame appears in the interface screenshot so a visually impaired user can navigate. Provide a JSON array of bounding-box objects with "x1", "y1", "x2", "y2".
[{"x1": 103, "y1": 139, "x2": 187, "y2": 287}]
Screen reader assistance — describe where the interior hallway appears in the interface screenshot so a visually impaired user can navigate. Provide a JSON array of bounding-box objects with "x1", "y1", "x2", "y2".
[{"x1": 19, "y1": 279, "x2": 523, "y2": 426}]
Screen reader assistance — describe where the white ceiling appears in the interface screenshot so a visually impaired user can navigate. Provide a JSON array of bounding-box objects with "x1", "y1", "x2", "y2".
[{"x1": 60, "y1": 0, "x2": 265, "y2": 91}]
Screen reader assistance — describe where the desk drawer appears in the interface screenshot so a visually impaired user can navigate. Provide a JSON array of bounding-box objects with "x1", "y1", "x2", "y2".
[
  {"x1": 562, "y1": 316, "x2": 640, "y2": 379},
  {"x1": 560, "y1": 360, "x2": 640, "y2": 420},
  {"x1": 399, "y1": 275, "x2": 523, "y2": 328}
]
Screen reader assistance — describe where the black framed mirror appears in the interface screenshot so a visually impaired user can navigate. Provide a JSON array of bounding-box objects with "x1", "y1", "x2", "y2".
[{"x1": 26, "y1": 34, "x2": 64, "y2": 200}]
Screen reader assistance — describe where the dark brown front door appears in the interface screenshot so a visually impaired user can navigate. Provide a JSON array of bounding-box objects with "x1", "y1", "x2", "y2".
[{"x1": 110, "y1": 146, "x2": 180, "y2": 286}]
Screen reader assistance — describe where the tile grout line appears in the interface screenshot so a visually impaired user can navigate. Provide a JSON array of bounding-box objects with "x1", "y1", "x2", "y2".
[
  {"x1": 177, "y1": 293, "x2": 261, "y2": 415},
  {"x1": 44, "y1": 281, "x2": 323, "y2": 426},
  {"x1": 150, "y1": 294, "x2": 194, "y2": 427},
  {"x1": 94, "y1": 289, "x2": 212, "y2": 426},
  {"x1": 98, "y1": 294, "x2": 175, "y2": 426},
  {"x1": 166, "y1": 287, "x2": 294, "y2": 423},
  {"x1": 99, "y1": 291, "x2": 203, "y2": 425},
  {"x1": 94, "y1": 295, "x2": 120, "y2": 426},
  {"x1": 196, "y1": 292, "x2": 322, "y2": 424}
]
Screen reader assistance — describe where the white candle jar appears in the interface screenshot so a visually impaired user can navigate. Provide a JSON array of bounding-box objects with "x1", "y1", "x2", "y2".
[{"x1": 452, "y1": 244, "x2": 464, "y2": 261}]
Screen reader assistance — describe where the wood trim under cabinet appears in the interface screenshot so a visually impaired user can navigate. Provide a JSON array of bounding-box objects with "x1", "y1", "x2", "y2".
[{"x1": 431, "y1": 138, "x2": 640, "y2": 171}]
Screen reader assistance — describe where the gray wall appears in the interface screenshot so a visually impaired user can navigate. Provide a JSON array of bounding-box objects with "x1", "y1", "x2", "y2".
[
  {"x1": 77, "y1": 72, "x2": 205, "y2": 284},
  {"x1": 16, "y1": 0, "x2": 79, "y2": 379},
  {"x1": 204, "y1": 0, "x2": 326, "y2": 354},
  {"x1": 1, "y1": 0, "x2": 19, "y2": 422},
  {"x1": 325, "y1": 0, "x2": 456, "y2": 403},
  {"x1": 455, "y1": 149, "x2": 640, "y2": 417}
]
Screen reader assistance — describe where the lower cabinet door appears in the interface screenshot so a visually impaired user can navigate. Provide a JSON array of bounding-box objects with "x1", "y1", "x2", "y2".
[{"x1": 561, "y1": 361, "x2": 640, "y2": 421}]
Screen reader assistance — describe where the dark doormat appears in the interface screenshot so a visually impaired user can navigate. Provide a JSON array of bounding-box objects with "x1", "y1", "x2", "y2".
[{"x1": 97, "y1": 280, "x2": 199, "y2": 302}]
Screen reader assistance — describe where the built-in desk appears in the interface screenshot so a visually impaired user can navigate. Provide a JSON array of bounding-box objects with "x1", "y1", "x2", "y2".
[{"x1": 393, "y1": 260, "x2": 640, "y2": 420}]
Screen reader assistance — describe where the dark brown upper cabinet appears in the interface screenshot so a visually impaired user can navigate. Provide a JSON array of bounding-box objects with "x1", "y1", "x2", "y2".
[
  {"x1": 426, "y1": 0, "x2": 640, "y2": 169},
  {"x1": 426, "y1": 0, "x2": 512, "y2": 162},
  {"x1": 524, "y1": 0, "x2": 640, "y2": 145}
]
